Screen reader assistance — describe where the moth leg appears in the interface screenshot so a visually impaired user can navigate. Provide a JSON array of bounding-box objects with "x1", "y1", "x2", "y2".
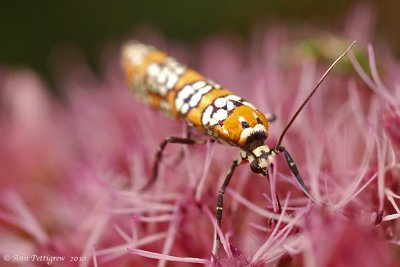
[
  {"x1": 140, "y1": 136, "x2": 206, "y2": 192},
  {"x1": 215, "y1": 159, "x2": 240, "y2": 258},
  {"x1": 168, "y1": 125, "x2": 194, "y2": 166}
]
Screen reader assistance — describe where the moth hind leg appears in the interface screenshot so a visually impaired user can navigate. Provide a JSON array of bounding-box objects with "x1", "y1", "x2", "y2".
[
  {"x1": 166, "y1": 125, "x2": 195, "y2": 166},
  {"x1": 214, "y1": 159, "x2": 240, "y2": 258},
  {"x1": 140, "y1": 135, "x2": 206, "y2": 192}
]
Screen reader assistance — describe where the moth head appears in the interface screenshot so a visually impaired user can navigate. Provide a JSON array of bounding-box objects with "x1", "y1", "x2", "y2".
[{"x1": 241, "y1": 145, "x2": 274, "y2": 177}]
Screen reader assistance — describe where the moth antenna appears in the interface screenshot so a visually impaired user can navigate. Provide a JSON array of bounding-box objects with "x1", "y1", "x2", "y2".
[{"x1": 274, "y1": 40, "x2": 356, "y2": 150}]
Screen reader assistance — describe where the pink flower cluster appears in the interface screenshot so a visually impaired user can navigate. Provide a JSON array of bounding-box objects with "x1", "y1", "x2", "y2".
[{"x1": 1, "y1": 11, "x2": 400, "y2": 267}]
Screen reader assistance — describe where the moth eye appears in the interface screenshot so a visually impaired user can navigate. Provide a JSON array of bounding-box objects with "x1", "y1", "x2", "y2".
[
  {"x1": 256, "y1": 118, "x2": 262, "y2": 124},
  {"x1": 250, "y1": 160, "x2": 263, "y2": 174},
  {"x1": 241, "y1": 121, "x2": 250, "y2": 128}
]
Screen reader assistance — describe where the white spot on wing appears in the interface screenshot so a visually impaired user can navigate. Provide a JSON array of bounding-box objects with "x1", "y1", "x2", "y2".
[
  {"x1": 166, "y1": 74, "x2": 178, "y2": 88},
  {"x1": 175, "y1": 98, "x2": 183, "y2": 110},
  {"x1": 215, "y1": 97, "x2": 227, "y2": 108},
  {"x1": 123, "y1": 43, "x2": 153, "y2": 65},
  {"x1": 201, "y1": 106, "x2": 213, "y2": 125},
  {"x1": 181, "y1": 103, "x2": 189, "y2": 114},
  {"x1": 157, "y1": 71, "x2": 167, "y2": 83},
  {"x1": 227, "y1": 95, "x2": 241, "y2": 101},
  {"x1": 175, "y1": 66, "x2": 186, "y2": 75},
  {"x1": 189, "y1": 92, "x2": 202, "y2": 107},
  {"x1": 143, "y1": 56, "x2": 187, "y2": 97},
  {"x1": 209, "y1": 118, "x2": 218, "y2": 126},
  {"x1": 213, "y1": 109, "x2": 228, "y2": 122},
  {"x1": 148, "y1": 64, "x2": 160, "y2": 76},
  {"x1": 199, "y1": 85, "x2": 213, "y2": 94},
  {"x1": 177, "y1": 85, "x2": 194, "y2": 99},
  {"x1": 227, "y1": 101, "x2": 235, "y2": 111},
  {"x1": 193, "y1": 80, "x2": 206, "y2": 90}
]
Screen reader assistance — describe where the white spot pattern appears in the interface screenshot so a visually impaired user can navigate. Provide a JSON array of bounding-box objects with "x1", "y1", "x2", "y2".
[
  {"x1": 201, "y1": 94, "x2": 248, "y2": 128},
  {"x1": 202, "y1": 106, "x2": 214, "y2": 125},
  {"x1": 214, "y1": 109, "x2": 228, "y2": 121},
  {"x1": 193, "y1": 81, "x2": 206, "y2": 89},
  {"x1": 227, "y1": 101, "x2": 235, "y2": 111},
  {"x1": 146, "y1": 58, "x2": 186, "y2": 96},
  {"x1": 123, "y1": 42, "x2": 154, "y2": 66},
  {"x1": 214, "y1": 97, "x2": 227, "y2": 108},
  {"x1": 175, "y1": 80, "x2": 217, "y2": 115}
]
